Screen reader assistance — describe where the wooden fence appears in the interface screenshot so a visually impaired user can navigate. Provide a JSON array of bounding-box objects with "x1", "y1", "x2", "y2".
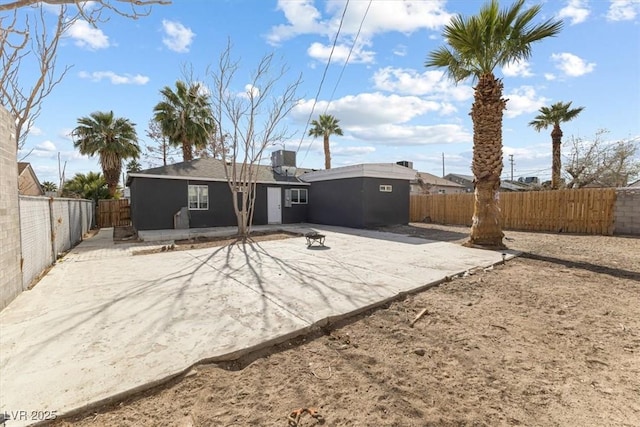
[
  {"x1": 97, "y1": 199, "x2": 131, "y2": 228},
  {"x1": 410, "y1": 188, "x2": 617, "y2": 235}
]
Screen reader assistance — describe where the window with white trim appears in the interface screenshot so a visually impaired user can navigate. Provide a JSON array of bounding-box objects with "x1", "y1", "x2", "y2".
[
  {"x1": 188, "y1": 185, "x2": 209, "y2": 210},
  {"x1": 379, "y1": 185, "x2": 392, "y2": 192},
  {"x1": 291, "y1": 188, "x2": 308, "y2": 204}
]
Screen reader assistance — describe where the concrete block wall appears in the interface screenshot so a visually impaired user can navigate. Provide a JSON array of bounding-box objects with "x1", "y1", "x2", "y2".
[
  {"x1": 19, "y1": 197, "x2": 94, "y2": 289},
  {"x1": 52, "y1": 199, "x2": 70, "y2": 258},
  {"x1": 614, "y1": 187, "x2": 640, "y2": 235},
  {"x1": 0, "y1": 107, "x2": 22, "y2": 310},
  {"x1": 19, "y1": 197, "x2": 53, "y2": 288}
]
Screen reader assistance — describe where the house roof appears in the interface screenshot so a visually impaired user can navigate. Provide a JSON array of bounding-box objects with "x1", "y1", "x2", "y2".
[
  {"x1": 415, "y1": 172, "x2": 463, "y2": 188},
  {"x1": 127, "y1": 158, "x2": 311, "y2": 186},
  {"x1": 299, "y1": 163, "x2": 417, "y2": 182},
  {"x1": 500, "y1": 180, "x2": 530, "y2": 192},
  {"x1": 445, "y1": 173, "x2": 474, "y2": 182},
  {"x1": 18, "y1": 162, "x2": 30, "y2": 175},
  {"x1": 17, "y1": 162, "x2": 44, "y2": 195}
]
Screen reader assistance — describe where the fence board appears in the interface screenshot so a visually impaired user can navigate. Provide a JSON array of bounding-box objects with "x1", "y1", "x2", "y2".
[
  {"x1": 97, "y1": 199, "x2": 131, "y2": 228},
  {"x1": 410, "y1": 188, "x2": 616, "y2": 235}
]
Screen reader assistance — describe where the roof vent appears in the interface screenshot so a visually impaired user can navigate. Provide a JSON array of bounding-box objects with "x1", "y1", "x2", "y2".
[
  {"x1": 396, "y1": 160, "x2": 413, "y2": 169},
  {"x1": 272, "y1": 150, "x2": 296, "y2": 168}
]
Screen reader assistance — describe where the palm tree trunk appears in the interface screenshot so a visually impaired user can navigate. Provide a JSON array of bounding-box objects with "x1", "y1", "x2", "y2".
[
  {"x1": 323, "y1": 134, "x2": 331, "y2": 169},
  {"x1": 468, "y1": 74, "x2": 506, "y2": 248},
  {"x1": 103, "y1": 168, "x2": 120, "y2": 198},
  {"x1": 182, "y1": 138, "x2": 193, "y2": 162},
  {"x1": 551, "y1": 125, "x2": 563, "y2": 189}
]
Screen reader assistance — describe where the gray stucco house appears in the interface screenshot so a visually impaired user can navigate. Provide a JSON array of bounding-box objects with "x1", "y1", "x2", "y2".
[
  {"x1": 127, "y1": 156, "x2": 309, "y2": 231},
  {"x1": 127, "y1": 151, "x2": 417, "y2": 231}
]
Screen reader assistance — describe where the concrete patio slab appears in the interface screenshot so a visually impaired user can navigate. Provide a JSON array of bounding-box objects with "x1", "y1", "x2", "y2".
[{"x1": 0, "y1": 225, "x2": 516, "y2": 426}]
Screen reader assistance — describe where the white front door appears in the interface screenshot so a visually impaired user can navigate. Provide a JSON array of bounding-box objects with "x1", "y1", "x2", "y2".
[{"x1": 267, "y1": 187, "x2": 282, "y2": 224}]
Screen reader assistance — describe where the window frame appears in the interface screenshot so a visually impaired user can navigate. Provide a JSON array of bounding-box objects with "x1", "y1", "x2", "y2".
[
  {"x1": 290, "y1": 188, "x2": 308, "y2": 205},
  {"x1": 379, "y1": 184, "x2": 393, "y2": 192},
  {"x1": 188, "y1": 184, "x2": 209, "y2": 210}
]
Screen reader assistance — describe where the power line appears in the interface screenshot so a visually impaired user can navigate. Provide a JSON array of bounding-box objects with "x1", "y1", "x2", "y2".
[
  {"x1": 295, "y1": 0, "x2": 350, "y2": 159},
  {"x1": 324, "y1": 0, "x2": 372, "y2": 114},
  {"x1": 300, "y1": 0, "x2": 373, "y2": 167}
]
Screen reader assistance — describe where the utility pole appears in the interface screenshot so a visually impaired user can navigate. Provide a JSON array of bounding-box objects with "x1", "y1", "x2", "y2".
[
  {"x1": 508, "y1": 154, "x2": 514, "y2": 182},
  {"x1": 442, "y1": 152, "x2": 445, "y2": 178}
]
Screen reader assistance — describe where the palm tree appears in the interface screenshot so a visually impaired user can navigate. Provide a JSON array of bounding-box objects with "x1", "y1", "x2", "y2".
[
  {"x1": 126, "y1": 159, "x2": 142, "y2": 172},
  {"x1": 62, "y1": 171, "x2": 109, "y2": 203},
  {"x1": 153, "y1": 80, "x2": 215, "y2": 162},
  {"x1": 42, "y1": 181, "x2": 57, "y2": 192},
  {"x1": 529, "y1": 101, "x2": 584, "y2": 189},
  {"x1": 308, "y1": 114, "x2": 343, "y2": 169},
  {"x1": 72, "y1": 111, "x2": 140, "y2": 197},
  {"x1": 426, "y1": 0, "x2": 562, "y2": 248}
]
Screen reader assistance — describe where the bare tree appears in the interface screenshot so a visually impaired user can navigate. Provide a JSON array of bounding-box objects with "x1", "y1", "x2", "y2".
[
  {"x1": 1, "y1": 1, "x2": 169, "y2": 149},
  {"x1": 564, "y1": 130, "x2": 640, "y2": 188},
  {"x1": 209, "y1": 40, "x2": 302, "y2": 238},
  {"x1": 142, "y1": 119, "x2": 179, "y2": 167}
]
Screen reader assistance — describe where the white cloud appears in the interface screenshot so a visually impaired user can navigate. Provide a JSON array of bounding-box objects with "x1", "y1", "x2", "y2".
[
  {"x1": 551, "y1": 52, "x2": 596, "y2": 77},
  {"x1": 372, "y1": 67, "x2": 473, "y2": 101},
  {"x1": 393, "y1": 44, "x2": 407, "y2": 57},
  {"x1": 307, "y1": 40, "x2": 375, "y2": 64},
  {"x1": 59, "y1": 129, "x2": 74, "y2": 140},
  {"x1": 504, "y1": 86, "x2": 549, "y2": 119},
  {"x1": 544, "y1": 73, "x2": 557, "y2": 81},
  {"x1": 294, "y1": 92, "x2": 444, "y2": 126},
  {"x1": 607, "y1": 0, "x2": 640, "y2": 21},
  {"x1": 348, "y1": 124, "x2": 472, "y2": 146},
  {"x1": 502, "y1": 59, "x2": 533, "y2": 78},
  {"x1": 557, "y1": 0, "x2": 590, "y2": 25},
  {"x1": 67, "y1": 20, "x2": 109, "y2": 50},
  {"x1": 29, "y1": 126, "x2": 44, "y2": 136},
  {"x1": 78, "y1": 71, "x2": 150, "y2": 85},
  {"x1": 266, "y1": 0, "x2": 452, "y2": 63},
  {"x1": 161, "y1": 20, "x2": 195, "y2": 53},
  {"x1": 237, "y1": 84, "x2": 260, "y2": 99},
  {"x1": 37, "y1": 140, "x2": 56, "y2": 151},
  {"x1": 332, "y1": 145, "x2": 376, "y2": 156},
  {"x1": 267, "y1": 0, "x2": 326, "y2": 44}
]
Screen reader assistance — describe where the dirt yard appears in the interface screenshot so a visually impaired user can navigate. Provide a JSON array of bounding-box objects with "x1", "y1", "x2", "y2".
[{"x1": 54, "y1": 224, "x2": 639, "y2": 427}]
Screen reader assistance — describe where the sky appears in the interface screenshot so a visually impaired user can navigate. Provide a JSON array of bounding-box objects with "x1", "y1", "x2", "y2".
[{"x1": 15, "y1": 0, "x2": 640, "y2": 186}]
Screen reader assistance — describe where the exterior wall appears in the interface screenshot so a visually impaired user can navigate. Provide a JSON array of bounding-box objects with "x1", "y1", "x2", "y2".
[
  {"x1": 18, "y1": 169, "x2": 43, "y2": 196},
  {"x1": 308, "y1": 178, "x2": 364, "y2": 228},
  {"x1": 130, "y1": 178, "x2": 187, "y2": 230},
  {"x1": 614, "y1": 187, "x2": 640, "y2": 235},
  {"x1": 410, "y1": 183, "x2": 465, "y2": 194},
  {"x1": 0, "y1": 107, "x2": 21, "y2": 310},
  {"x1": 308, "y1": 177, "x2": 409, "y2": 228},
  {"x1": 130, "y1": 177, "x2": 309, "y2": 230},
  {"x1": 362, "y1": 178, "x2": 409, "y2": 227}
]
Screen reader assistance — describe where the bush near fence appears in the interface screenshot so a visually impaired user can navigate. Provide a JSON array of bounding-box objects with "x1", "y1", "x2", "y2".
[
  {"x1": 410, "y1": 188, "x2": 619, "y2": 235},
  {"x1": 19, "y1": 196, "x2": 94, "y2": 288}
]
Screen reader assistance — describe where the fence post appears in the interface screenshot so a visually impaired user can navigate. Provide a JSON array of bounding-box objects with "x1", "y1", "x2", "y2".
[{"x1": 49, "y1": 197, "x2": 56, "y2": 264}]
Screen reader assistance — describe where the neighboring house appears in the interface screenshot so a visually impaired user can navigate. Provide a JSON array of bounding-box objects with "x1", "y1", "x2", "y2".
[
  {"x1": 411, "y1": 171, "x2": 465, "y2": 194},
  {"x1": 628, "y1": 179, "x2": 640, "y2": 188},
  {"x1": 127, "y1": 150, "x2": 417, "y2": 231},
  {"x1": 444, "y1": 173, "x2": 530, "y2": 192},
  {"x1": 500, "y1": 180, "x2": 532, "y2": 192},
  {"x1": 444, "y1": 173, "x2": 475, "y2": 192},
  {"x1": 301, "y1": 163, "x2": 416, "y2": 228},
  {"x1": 17, "y1": 162, "x2": 44, "y2": 196}
]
